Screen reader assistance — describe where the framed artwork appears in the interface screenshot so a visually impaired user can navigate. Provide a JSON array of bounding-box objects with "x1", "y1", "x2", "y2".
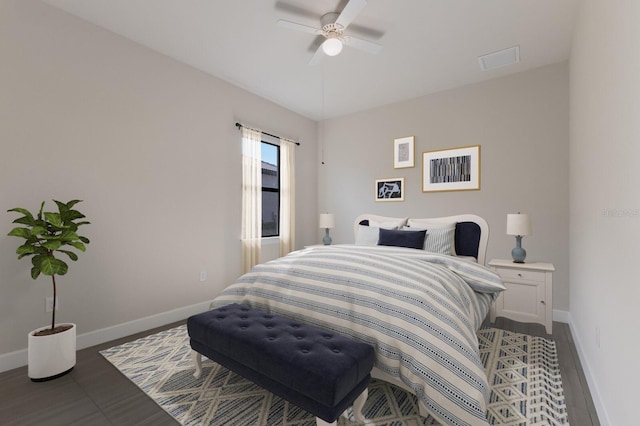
[
  {"x1": 422, "y1": 145, "x2": 480, "y2": 192},
  {"x1": 393, "y1": 136, "x2": 415, "y2": 168},
  {"x1": 375, "y1": 177, "x2": 405, "y2": 202}
]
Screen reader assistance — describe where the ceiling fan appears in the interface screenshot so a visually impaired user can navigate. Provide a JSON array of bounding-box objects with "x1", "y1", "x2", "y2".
[{"x1": 277, "y1": 0, "x2": 382, "y2": 65}]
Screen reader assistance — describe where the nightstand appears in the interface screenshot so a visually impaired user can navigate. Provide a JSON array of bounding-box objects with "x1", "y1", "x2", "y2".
[{"x1": 488, "y1": 259, "x2": 555, "y2": 334}]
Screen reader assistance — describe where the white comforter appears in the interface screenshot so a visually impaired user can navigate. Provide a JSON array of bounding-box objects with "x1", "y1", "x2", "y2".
[{"x1": 210, "y1": 245, "x2": 504, "y2": 426}]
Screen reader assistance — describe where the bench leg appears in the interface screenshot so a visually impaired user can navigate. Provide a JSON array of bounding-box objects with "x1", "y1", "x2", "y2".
[
  {"x1": 315, "y1": 387, "x2": 369, "y2": 426},
  {"x1": 352, "y1": 387, "x2": 368, "y2": 422},
  {"x1": 191, "y1": 350, "x2": 202, "y2": 379}
]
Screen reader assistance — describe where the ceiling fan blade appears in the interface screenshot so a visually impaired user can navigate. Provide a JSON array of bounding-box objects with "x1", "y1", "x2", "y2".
[
  {"x1": 342, "y1": 35, "x2": 382, "y2": 54},
  {"x1": 277, "y1": 19, "x2": 323, "y2": 36},
  {"x1": 335, "y1": 0, "x2": 367, "y2": 30},
  {"x1": 308, "y1": 44, "x2": 325, "y2": 66}
]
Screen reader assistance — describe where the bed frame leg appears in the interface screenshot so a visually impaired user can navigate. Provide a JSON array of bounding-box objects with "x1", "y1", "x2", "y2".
[
  {"x1": 191, "y1": 350, "x2": 202, "y2": 379},
  {"x1": 418, "y1": 402, "x2": 430, "y2": 418}
]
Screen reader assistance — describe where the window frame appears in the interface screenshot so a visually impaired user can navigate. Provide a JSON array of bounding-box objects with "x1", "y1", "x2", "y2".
[{"x1": 261, "y1": 139, "x2": 280, "y2": 238}]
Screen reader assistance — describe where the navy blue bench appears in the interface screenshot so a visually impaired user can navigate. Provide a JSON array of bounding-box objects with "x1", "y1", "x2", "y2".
[{"x1": 187, "y1": 303, "x2": 375, "y2": 425}]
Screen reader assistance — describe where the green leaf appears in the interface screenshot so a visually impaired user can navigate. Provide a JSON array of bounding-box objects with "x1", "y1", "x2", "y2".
[
  {"x1": 16, "y1": 244, "x2": 38, "y2": 256},
  {"x1": 64, "y1": 199, "x2": 82, "y2": 209},
  {"x1": 67, "y1": 241, "x2": 86, "y2": 252},
  {"x1": 37, "y1": 201, "x2": 45, "y2": 221},
  {"x1": 63, "y1": 210, "x2": 86, "y2": 221},
  {"x1": 40, "y1": 256, "x2": 68, "y2": 276},
  {"x1": 30, "y1": 226, "x2": 46, "y2": 236},
  {"x1": 7, "y1": 207, "x2": 34, "y2": 218},
  {"x1": 11, "y1": 215, "x2": 36, "y2": 226},
  {"x1": 31, "y1": 266, "x2": 41, "y2": 280},
  {"x1": 42, "y1": 240, "x2": 62, "y2": 251},
  {"x1": 78, "y1": 236, "x2": 90, "y2": 244},
  {"x1": 58, "y1": 250, "x2": 78, "y2": 261},
  {"x1": 54, "y1": 200, "x2": 68, "y2": 212},
  {"x1": 7, "y1": 227, "x2": 31, "y2": 238},
  {"x1": 44, "y1": 212, "x2": 62, "y2": 227},
  {"x1": 59, "y1": 230, "x2": 79, "y2": 241}
]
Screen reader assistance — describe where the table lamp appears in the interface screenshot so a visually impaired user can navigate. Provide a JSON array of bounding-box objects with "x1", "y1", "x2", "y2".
[
  {"x1": 507, "y1": 213, "x2": 531, "y2": 263},
  {"x1": 319, "y1": 213, "x2": 335, "y2": 245}
]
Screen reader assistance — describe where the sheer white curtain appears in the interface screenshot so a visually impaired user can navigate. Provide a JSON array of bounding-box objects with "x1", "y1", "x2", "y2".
[
  {"x1": 279, "y1": 139, "x2": 295, "y2": 257},
  {"x1": 241, "y1": 127, "x2": 262, "y2": 273}
]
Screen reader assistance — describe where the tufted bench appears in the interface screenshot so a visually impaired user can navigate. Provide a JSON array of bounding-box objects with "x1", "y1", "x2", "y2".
[{"x1": 187, "y1": 303, "x2": 375, "y2": 425}]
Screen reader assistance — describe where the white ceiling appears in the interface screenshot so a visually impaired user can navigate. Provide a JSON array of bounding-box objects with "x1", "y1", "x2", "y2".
[{"x1": 41, "y1": 0, "x2": 580, "y2": 121}]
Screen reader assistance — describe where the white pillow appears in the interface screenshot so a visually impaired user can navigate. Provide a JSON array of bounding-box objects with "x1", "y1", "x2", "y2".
[
  {"x1": 355, "y1": 225, "x2": 380, "y2": 246},
  {"x1": 408, "y1": 219, "x2": 456, "y2": 229},
  {"x1": 369, "y1": 217, "x2": 408, "y2": 230}
]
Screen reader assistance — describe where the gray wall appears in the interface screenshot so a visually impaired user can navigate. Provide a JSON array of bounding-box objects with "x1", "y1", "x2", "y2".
[
  {"x1": 570, "y1": 1, "x2": 640, "y2": 424},
  {"x1": 0, "y1": 0, "x2": 317, "y2": 357},
  {"x1": 319, "y1": 62, "x2": 570, "y2": 312}
]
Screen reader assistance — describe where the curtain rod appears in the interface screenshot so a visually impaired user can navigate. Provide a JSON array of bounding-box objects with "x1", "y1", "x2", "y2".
[{"x1": 235, "y1": 122, "x2": 300, "y2": 146}]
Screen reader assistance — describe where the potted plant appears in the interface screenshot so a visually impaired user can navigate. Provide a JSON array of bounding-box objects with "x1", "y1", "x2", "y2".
[{"x1": 7, "y1": 199, "x2": 90, "y2": 381}]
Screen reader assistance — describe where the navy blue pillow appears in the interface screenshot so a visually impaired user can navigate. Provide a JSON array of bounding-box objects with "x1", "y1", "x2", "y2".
[{"x1": 377, "y1": 228, "x2": 426, "y2": 250}]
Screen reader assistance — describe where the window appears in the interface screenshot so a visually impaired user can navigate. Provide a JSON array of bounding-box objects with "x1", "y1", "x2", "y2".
[{"x1": 261, "y1": 141, "x2": 280, "y2": 237}]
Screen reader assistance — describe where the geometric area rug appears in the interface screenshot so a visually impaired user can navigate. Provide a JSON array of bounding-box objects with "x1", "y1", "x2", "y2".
[{"x1": 100, "y1": 326, "x2": 569, "y2": 425}]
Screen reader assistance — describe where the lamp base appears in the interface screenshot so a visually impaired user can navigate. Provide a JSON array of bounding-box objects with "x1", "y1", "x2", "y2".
[
  {"x1": 511, "y1": 236, "x2": 527, "y2": 263},
  {"x1": 323, "y1": 228, "x2": 332, "y2": 245}
]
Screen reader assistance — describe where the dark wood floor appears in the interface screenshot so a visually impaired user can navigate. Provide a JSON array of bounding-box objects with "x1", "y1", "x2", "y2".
[{"x1": 0, "y1": 318, "x2": 600, "y2": 425}]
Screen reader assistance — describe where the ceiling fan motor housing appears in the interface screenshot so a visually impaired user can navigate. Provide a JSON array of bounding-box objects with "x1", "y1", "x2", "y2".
[{"x1": 321, "y1": 12, "x2": 343, "y2": 33}]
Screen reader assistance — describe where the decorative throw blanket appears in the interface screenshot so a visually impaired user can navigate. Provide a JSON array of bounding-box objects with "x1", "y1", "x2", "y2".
[{"x1": 211, "y1": 245, "x2": 505, "y2": 426}]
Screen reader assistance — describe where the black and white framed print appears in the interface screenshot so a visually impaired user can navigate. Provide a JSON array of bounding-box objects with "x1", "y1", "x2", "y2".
[
  {"x1": 422, "y1": 145, "x2": 480, "y2": 192},
  {"x1": 393, "y1": 136, "x2": 415, "y2": 168},
  {"x1": 375, "y1": 178, "x2": 405, "y2": 202}
]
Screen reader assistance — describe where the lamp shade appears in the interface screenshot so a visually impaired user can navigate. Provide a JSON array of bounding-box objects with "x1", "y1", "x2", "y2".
[
  {"x1": 319, "y1": 213, "x2": 335, "y2": 229},
  {"x1": 322, "y1": 36, "x2": 343, "y2": 56},
  {"x1": 506, "y1": 213, "x2": 531, "y2": 236}
]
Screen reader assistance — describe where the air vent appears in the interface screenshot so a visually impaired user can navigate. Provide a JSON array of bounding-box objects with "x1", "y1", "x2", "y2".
[{"x1": 478, "y1": 46, "x2": 520, "y2": 71}]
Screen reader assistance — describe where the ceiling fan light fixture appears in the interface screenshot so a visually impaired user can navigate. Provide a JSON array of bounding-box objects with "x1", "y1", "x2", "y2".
[{"x1": 322, "y1": 35, "x2": 343, "y2": 56}]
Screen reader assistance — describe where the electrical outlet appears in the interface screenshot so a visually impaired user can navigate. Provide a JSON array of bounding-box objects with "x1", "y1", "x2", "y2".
[
  {"x1": 45, "y1": 297, "x2": 58, "y2": 313},
  {"x1": 595, "y1": 326, "x2": 600, "y2": 348},
  {"x1": 199, "y1": 271, "x2": 207, "y2": 282}
]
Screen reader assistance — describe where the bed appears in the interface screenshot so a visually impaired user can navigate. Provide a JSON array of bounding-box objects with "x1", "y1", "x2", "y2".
[{"x1": 210, "y1": 214, "x2": 504, "y2": 426}]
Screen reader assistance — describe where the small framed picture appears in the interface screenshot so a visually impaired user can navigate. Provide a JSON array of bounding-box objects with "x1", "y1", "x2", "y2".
[
  {"x1": 375, "y1": 178, "x2": 405, "y2": 202},
  {"x1": 394, "y1": 136, "x2": 415, "y2": 168},
  {"x1": 422, "y1": 145, "x2": 480, "y2": 192}
]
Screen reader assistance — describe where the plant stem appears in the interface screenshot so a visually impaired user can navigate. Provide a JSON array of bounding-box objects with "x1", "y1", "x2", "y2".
[{"x1": 51, "y1": 274, "x2": 57, "y2": 330}]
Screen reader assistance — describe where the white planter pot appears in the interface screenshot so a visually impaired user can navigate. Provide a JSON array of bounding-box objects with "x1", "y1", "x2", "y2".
[{"x1": 28, "y1": 323, "x2": 76, "y2": 381}]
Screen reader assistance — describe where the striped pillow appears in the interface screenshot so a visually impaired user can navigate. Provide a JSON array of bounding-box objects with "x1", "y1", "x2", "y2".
[
  {"x1": 406, "y1": 221, "x2": 457, "y2": 255},
  {"x1": 423, "y1": 226, "x2": 456, "y2": 255}
]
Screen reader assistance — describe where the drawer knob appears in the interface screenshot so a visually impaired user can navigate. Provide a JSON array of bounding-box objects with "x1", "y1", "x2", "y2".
[
  {"x1": 540, "y1": 300, "x2": 546, "y2": 305},
  {"x1": 517, "y1": 273, "x2": 523, "y2": 277}
]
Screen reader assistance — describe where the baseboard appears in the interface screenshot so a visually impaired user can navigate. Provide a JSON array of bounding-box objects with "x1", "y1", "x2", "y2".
[
  {"x1": 564, "y1": 312, "x2": 611, "y2": 426},
  {"x1": 553, "y1": 309, "x2": 571, "y2": 323},
  {"x1": 0, "y1": 301, "x2": 211, "y2": 374}
]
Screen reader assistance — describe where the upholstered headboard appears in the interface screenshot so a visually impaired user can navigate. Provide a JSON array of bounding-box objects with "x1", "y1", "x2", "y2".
[{"x1": 353, "y1": 214, "x2": 489, "y2": 265}]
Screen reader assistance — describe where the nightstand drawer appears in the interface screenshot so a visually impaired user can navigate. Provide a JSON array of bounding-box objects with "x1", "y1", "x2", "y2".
[{"x1": 496, "y1": 267, "x2": 546, "y2": 283}]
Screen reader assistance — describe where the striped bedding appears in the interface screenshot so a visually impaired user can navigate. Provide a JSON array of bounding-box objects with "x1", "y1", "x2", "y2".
[{"x1": 210, "y1": 245, "x2": 504, "y2": 426}]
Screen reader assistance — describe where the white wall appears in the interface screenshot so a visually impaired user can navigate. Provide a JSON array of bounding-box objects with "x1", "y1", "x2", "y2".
[
  {"x1": 570, "y1": 1, "x2": 640, "y2": 425},
  {"x1": 319, "y1": 63, "x2": 571, "y2": 311},
  {"x1": 0, "y1": 0, "x2": 317, "y2": 361}
]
